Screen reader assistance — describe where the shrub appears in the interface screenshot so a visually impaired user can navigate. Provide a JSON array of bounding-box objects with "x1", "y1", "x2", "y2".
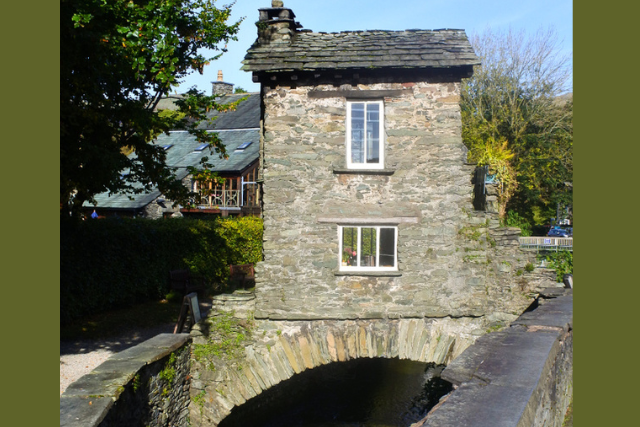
[
  {"x1": 60, "y1": 216, "x2": 262, "y2": 325},
  {"x1": 502, "y1": 210, "x2": 532, "y2": 236},
  {"x1": 543, "y1": 251, "x2": 573, "y2": 282}
]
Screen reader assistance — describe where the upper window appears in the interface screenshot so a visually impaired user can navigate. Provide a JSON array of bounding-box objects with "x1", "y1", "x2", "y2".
[
  {"x1": 339, "y1": 225, "x2": 397, "y2": 271},
  {"x1": 346, "y1": 101, "x2": 384, "y2": 169}
]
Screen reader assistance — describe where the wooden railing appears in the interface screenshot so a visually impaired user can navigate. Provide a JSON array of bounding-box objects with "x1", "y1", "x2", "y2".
[
  {"x1": 200, "y1": 190, "x2": 241, "y2": 208},
  {"x1": 519, "y1": 237, "x2": 573, "y2": 251},
  {"x1": 197, "y1": 186, "x2": 260, "y2": 209}
]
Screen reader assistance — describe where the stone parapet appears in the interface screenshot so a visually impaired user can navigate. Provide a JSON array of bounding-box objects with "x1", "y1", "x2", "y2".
[
  {"x1": 414, "y1": 291, "x2": 573, "y2": 427},
  {"x1": 60, "y1": 334, "x2": 192, "y2": 427}
]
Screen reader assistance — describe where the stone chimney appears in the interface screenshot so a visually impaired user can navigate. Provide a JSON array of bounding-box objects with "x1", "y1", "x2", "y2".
[
  {"x1": 256, "y1": 0, "x2": 302, "y2": 45},
  {"x1": 211, "y1": 70, "x2": 233, "y2": 96}
]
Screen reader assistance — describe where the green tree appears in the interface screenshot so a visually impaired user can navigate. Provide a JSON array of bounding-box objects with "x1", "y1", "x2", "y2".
[
  {"x1": 468, "y1": 136, "x2": 517, "y2": 217},
  {"x1": 462, "y1": 27, "x2": 572, "y2": 223},
  {"x1": 61, "y1": 0, "x2": 243, "y2": 217}
]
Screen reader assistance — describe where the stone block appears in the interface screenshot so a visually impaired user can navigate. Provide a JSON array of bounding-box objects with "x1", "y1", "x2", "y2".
[{"x1": 60, "y1": 396, "x2": 113, "y2": 427}]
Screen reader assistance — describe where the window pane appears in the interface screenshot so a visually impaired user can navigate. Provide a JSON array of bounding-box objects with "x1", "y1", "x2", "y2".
[
  {"x1": 379, "y1": 228, "x2": 395, "y2": 267},
  {"x1": 360, "y1": 227, "x2": 377, "y2": 267},
  {"x1": 366, "y1": 104, "x2": 380, "y2": 164},
  {"x1": 342, "y1": 227, "x2": 357, "y2": 266},
  {"x1": 351, "y1": 103, "x2": 365, "y2": 164}
]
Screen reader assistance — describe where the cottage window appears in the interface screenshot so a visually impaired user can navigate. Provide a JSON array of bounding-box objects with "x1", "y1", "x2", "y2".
[
  {"x1": 339, "y1": 225, "x2": 397, "y2": 271},
  {"x1": 346, "y1": 101, "x2": 384, "y2": 169}
]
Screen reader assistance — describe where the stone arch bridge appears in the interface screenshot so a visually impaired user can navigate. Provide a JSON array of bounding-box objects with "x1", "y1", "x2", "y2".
[{"x1": 189, "y1": 294, "x2": 492, "y2": 426}]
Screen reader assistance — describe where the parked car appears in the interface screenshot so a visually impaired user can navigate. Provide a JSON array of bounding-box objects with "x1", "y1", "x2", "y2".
[{"x1": 547, "y1": 226, "x2": 572, "y2": 237}]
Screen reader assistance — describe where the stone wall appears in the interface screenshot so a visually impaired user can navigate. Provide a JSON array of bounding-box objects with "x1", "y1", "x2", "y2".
[
  {"x1": 414, "y1": 290, "x2": 573, "y2": 427},
  {"x1": 141, "y1": 176, "x2": 192, "y2": 219},
  {"x1": 60, "y1": 334, "x2": 192, "y2": 427},
  {"x1": 257, "y1": 77, "x2": 552, "y2": 322},
  {"x1": 142, "y1": 199, "x2": 177, "y2": 219}
]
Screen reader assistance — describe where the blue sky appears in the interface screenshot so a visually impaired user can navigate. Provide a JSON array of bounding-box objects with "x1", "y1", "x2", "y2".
[{"x1": 175, "y1": 0, "x2": 573, "y2": 94}]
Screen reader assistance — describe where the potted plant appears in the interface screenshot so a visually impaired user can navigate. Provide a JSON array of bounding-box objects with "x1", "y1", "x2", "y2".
[{"x1": 342, "y1": 247, "x2": 356, "y2": 266}]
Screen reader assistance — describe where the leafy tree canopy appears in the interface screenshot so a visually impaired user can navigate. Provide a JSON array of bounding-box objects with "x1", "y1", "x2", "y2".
[
  {"x1": 462, "y1": 27, "x2": 572, "y2": 224},
  {"x1": 61, "y1": 0, "x2": 243, "y2": 217}
]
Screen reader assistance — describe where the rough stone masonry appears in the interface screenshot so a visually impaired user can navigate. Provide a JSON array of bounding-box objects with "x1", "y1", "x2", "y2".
[
  {"x1": 255, "y1": 79, "x2": 536, "y2": 321},
  {"x1": 240, "y1": 1, "x2": 554, "y2": 323}
]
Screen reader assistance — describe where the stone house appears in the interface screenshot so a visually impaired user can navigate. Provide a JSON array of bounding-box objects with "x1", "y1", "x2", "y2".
[
  {"x1": 242, "y1": 1, "x2": 545, "y2": 323},
  {"x1": 82, "y1": 76, "x2": 262, "y2": 219}
]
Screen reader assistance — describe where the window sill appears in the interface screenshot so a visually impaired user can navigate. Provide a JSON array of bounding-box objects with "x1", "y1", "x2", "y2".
[
  {"x1": 332, "y1": 168, "x2": 395, "y2": 176},
  {"x1": 334, "y1": 270, "x2": 402, "y2": 277}
]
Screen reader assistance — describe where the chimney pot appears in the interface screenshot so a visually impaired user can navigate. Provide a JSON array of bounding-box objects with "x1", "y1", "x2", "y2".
[
  {"x1": 257, "y1": 2, "x2": 301, "y2": 45},
  {"x1": 211, "y1": 71, "x2": 233, "y2": 96}
]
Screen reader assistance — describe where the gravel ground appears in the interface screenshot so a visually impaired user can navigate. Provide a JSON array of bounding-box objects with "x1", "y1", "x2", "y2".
[
  {"x1": 60, "y1": 322, "x2": 178, "y2": 395},
  {"x1": 60, "y1": 299, "x2": 212, "y2": 395}
]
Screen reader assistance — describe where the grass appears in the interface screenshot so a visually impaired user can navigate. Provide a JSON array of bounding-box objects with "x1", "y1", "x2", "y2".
[{"x1": 60, "y1": 298, "x2": 183, "y2": 341}]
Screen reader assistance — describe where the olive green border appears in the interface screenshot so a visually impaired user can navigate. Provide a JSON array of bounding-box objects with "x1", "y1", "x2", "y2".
[
  {"x1": 576, "y1": 2, "x2": 635, "y2": 426},
  {"x1": 8, "y1": 1, "x2": 59, "y2": 426},
  {"x1": 51, "y1": 3, "x2": 62, "y2": 425}
]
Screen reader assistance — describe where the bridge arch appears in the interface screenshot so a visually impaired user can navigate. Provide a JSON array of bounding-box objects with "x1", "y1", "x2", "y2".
[{"x1": 190, "y1": 317, "x2": 485, "y2": 426}]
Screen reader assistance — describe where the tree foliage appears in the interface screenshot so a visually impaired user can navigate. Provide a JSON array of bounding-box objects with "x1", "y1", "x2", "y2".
[
  {"x1": 61, "y1": 0, "x2": 243, "y2": 216},
  {"x1": 468, "y1": 136, "x2": 517, "y2": 217},
  {"x1": 462, "y1": 27, "x2": 573, "y2": 223}
]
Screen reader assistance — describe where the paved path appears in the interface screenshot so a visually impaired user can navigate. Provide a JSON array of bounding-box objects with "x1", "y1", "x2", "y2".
[{"x1": 60, "y1": 299, "x2": 212, "y2": 395}]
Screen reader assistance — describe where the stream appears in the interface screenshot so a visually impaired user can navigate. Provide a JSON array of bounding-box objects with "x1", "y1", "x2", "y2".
[{"x1": 218, "y1": 358, "x2": 452, "y2": 427}]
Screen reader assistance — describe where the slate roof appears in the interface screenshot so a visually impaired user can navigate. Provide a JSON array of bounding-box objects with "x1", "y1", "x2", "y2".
[
  {"x1": 154, "y1": 129, "x2": 259, "y2": 176},
  {"x1": 87, "y1": 129, "x2": 259, "y2": 209},
  {"x1": 198, "y1": 93, "x2": 260, "y2": 130},
  {"x1": 84, "y1": 94, "x2": 260, "y2": 210},
  {"x1": 242, "y1": 29, "x2": 480, "y2": 73},
  {"x1": 156, "y1": 93, "x2": 260, "y2": 130},
  {"x1": 155, "y1": 94, "x2": 185, "y2": 111}
]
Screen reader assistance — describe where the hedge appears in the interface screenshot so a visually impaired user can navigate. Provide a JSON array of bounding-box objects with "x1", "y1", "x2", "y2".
[{"x1": 60, "y1": 216, "x2": 263, "y2": 325}]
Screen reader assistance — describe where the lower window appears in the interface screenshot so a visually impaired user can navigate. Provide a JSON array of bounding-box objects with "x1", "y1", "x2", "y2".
[{"x1": 339, "y1": 225, "x2": 397, "y2": 271}]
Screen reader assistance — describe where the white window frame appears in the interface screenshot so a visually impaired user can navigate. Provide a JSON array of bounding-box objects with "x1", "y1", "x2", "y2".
[
  {"x1": 346, "y1": 100, "x2": 385, "y2": 169},
  {"x1": 338, "y1": 225, "x2": 398, "y2": 272}
]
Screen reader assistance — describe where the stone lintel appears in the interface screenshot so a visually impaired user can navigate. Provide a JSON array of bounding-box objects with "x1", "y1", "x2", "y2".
[
  {"x1": 317, "y1": 216, "x2": 419, "y2": 225},
  {"x1": 308, "y1": 89, "x2": 412, "y2": 99},
  {"x1": 254, "y1": 312, "x2": 404, "y2": 321}
]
